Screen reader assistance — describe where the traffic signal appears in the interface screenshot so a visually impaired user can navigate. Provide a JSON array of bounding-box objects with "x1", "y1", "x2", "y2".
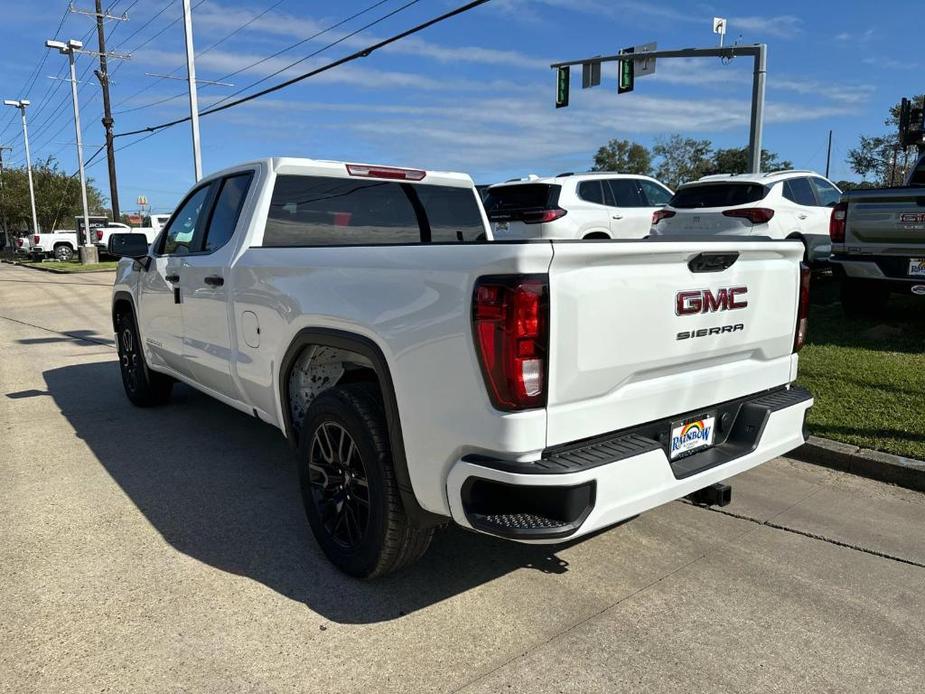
[
  {"x1": 556, "y1": 66, "x2": 570, "y2": 108},
  {"x1": 618, "y1": 48, "x2": 635, "y2": 94}
]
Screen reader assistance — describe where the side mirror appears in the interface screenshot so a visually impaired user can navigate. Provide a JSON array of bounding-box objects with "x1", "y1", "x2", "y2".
[{"x1": 108, "y1": 233, "x2": 149, "y2": 260}]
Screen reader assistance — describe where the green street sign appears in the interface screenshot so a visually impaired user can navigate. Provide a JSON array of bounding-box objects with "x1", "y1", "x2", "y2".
[
  {"x1": 618, "y1": 48, "x2": 635, "y2": 94},
  {"x1": 556, "y1": 66, "x2": 570, "y2": 108}
]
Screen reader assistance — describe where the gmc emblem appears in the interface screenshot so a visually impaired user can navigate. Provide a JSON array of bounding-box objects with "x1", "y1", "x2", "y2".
[{"x1": 676, "y1": 287, "x2": 748, "y2": 315}]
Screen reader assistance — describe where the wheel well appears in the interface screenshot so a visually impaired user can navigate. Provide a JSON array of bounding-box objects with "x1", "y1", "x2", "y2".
[
  {"x1": 112, "y1": 295, "x2": 133, "y2": 331},
  {"x1": 583, "y1": 232, "x2": 610, "y2": 240},
  {"x1": 285, "y1": 344, "x2": 381, "y2": 437},
  {"x1": 53, "y1": 242, "x2": 73, "y2": 249}
]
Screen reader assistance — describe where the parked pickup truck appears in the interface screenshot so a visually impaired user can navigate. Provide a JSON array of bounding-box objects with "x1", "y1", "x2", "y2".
[
  {"x1": 32, "y1": 218, "x2": 129, "y2": 261},
  {"x1": 108, "y1": 157, "x2": 813, "y2": 578},
  {"x1": 830, "y1": 153, "x2": 925, "y2": 314},
  {"x1": 94, "y1": 215, "x2": 171, "y2": 256}
]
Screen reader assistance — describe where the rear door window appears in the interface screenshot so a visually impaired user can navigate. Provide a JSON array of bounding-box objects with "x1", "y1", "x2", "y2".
[
  {"x1": 203, "y1": 173, "x2": 253, "y2": 253},
  {"x1": 783, "y1": 178, "x2": 818, "y2": 207},
  {"x1": 578, "y1": 180, "x2": 605, "y2": 205},
  {"x1": 669, "y1": 183, "x2": 769, "y2": 208},
  {"x1": 263, "y1": 175, "x2": 485, "y2": 246},
  {"x1": 638, "y1": 180, "x2": 672, "y2": 206},
  {"x1": 607, "y1": 179, "x2": 645, "y2": 207},
  {"x1": 809, "y1": 178, "x2": 841, "y2": 207}
]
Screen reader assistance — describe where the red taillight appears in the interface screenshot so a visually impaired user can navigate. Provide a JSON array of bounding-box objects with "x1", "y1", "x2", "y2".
[
  {"x1": 473, "y1": 276, "x2": 549, "y2": 411},
  {"x1": 522, "y1": 208, "x2": 566, "y2": 224},
  {"x1": 793, "y1": 263, "x2": 811, "y2": 352},
  {"x1": 16, "y1": 238, "x2": 23, "y2": 247},
  {"x1": 723, "y1": 207, "x2": 774, "y2": 224},
  {"x1": 652, "y1": 209, "x2": 676, "y2": 225},
  {"x1": 346, "y1": 163, "x2": 426, "y2": 181},
  {"x1": 95, "y1": 229, "x2": 104, "y2": 241},
  {"x1": 722, "y1": 207, "x2": 775, "y2": 224},
  {"x1": 829, "y1": 201, "x2": 847, "y2": 243},
  {"x1": 33, "y1": 235, "x2": 40, "y2": 245}
]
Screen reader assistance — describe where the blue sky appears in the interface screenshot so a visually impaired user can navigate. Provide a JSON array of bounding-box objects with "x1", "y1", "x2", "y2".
[{"x1": 0, "y1": 0, "x2": 921, "y2": 214}]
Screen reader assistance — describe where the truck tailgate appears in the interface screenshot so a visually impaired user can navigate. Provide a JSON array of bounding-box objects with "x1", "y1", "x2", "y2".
[
  {"x1": 546, "y1": 240, "x2": 803, "y2": 446},
  {"x1": 846, "y1": 191, "x2": 925, "y2": 247}
]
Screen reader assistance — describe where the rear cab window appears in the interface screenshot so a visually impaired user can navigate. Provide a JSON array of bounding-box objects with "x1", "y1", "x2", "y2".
[
  {"x1": 262, "y1": 175, "x2": 485, "y2": 246},
  {"x1": 669, "y1": 183, "x2": 769, "y2": 209}
]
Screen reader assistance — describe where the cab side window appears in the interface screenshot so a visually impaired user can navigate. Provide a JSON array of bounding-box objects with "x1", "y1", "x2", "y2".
[
  {"x1": 161, "y1": 184, "x2": 213, "y2": 256},
  {"x1": 638, "y1": 180, "x2": 672, "y2": 206}
]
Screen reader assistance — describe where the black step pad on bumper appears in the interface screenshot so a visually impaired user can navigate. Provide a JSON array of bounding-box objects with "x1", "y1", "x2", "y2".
[{"x1": 462, "y1": 386, "x2": 813, "y2": 481}]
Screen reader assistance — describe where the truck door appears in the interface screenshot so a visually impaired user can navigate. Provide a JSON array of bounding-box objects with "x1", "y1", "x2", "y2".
[
  {"x1": 179, "y1": 172, "x2": 254, "y2": 399},
  {"x1": 138, "y1": 182, "x2": 214, "y2": 377}
]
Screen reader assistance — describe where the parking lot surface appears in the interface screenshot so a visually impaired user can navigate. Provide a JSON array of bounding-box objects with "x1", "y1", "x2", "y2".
[{"x1": 1, "y1": 262, "x2": 923, "y2": 693}]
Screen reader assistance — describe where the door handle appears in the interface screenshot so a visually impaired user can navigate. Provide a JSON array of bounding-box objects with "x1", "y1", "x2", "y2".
[
  {"x1": 612, "y1": 214, "x2": 624, "y2": 220},
  {"x1": 798, "y1": 214, "x2": 808, "y2": 220},
  {"x1": 165, "y1": 273, "x2": 180, "y2": 283},
  {"x1": 204, "y1": 275, "x2": 225, "y2": 287}
]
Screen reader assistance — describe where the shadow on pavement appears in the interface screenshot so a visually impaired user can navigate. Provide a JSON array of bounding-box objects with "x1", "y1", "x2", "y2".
[
  {"x1": 17, "y1": 329, "x2": 114, "y2": 347},
  {"x1": 43, "y1": 361, "x2": 575, "y2": 624}
]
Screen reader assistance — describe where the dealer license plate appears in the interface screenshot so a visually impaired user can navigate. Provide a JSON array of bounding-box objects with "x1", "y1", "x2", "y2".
[
  {"x1": 909, "y1": 258, "x2": 925, "y2": 277},
  {"x1": 669, "y1": 414, "x2": 717, "y2": 460}
]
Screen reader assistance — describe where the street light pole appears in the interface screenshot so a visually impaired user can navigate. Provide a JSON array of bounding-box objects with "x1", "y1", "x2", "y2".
[
  {"x1": 182, "y1": 0, "x2": 203, "y2": 181},
  {"x1": 3, "y1": 100, "x2": 40, "y2": 237},
  {"x1": 47, "y1": 38, "x2": 94, "y2": 263}
]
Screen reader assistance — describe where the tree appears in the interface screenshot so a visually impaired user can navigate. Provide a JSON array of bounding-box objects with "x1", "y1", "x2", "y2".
[
  {"x1": 708, "y1": 147, "x2": 792, "y2": 176},
  {"x1": 835, "y1": 180, "x2": 877, "y2": 191},
  {"x1": 0, "y1": 156, "x2": 106, "y2": 233},
  {"x1": 652, "y1": 135, "x2": 713, "y2": 189},
  {"x1": 591, "y1": 139, "x2": 652, "y2": 175},
  {"x1": 847, "y1": 95, "x2": 924, "y2": 185}
]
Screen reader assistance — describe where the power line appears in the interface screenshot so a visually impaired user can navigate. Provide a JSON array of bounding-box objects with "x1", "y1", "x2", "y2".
[
  {"x1": 118, "y1": 0, "x2": 483, "y2": 136},
  {"x1": 0, "y1": 7, "x2": 71, "y2": 140},
  {"x1": 113, "y1": 0, "x2": 395, "y2": 116},
  {"x1": 112, "y1": 0, "x2": 290, "y2": 111}
]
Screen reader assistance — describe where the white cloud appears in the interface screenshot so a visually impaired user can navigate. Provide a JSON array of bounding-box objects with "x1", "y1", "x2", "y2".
[{"x1": 729, "y1": 15, "x2": 803, "y2": 39}]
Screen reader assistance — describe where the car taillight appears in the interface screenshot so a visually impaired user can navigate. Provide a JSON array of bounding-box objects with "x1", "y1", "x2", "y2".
[
  {"x1": 652, "y1": 209, "x2": 676, "y2": 225},
  {"x1": 829, "y1": 201, "x2": 847, "y2": 243},
  {"x1": 96, "y1": 229, "x2": 104, "y2": 241},
  {"x1": 722, "y1": 208, "x2": 775, "y2": 224},
  {"x1": 16, "y1": 238, "x2": 23, "y2": 247},
  {"x1": 522, "y1": 208, "x2": 566, "y2": 224},
  {"x1": 793, "y1": 263, "x2": 811, "y2": 352},
  {"x1": 33, "y1": 235, "x2": 40, "y2": 245},
  {"x1": 472, "y1": 275, "x2": 549, "y2": 411}
]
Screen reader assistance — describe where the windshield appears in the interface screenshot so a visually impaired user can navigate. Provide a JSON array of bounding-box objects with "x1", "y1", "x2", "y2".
[{"x1": 670, "y1": 183, "x2": 769, "y2": 209}]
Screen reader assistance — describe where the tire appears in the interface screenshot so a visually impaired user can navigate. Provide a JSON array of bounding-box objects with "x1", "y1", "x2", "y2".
[
  {"x1": 54, "y1": 244, "x2": 74, "y2": 262},
  {"x1": 841, "y1": 277, "x2": 889, "y2": 317},
  {"x1": 115, "y1": 309, "x2": 173, "y2": 406},
  {"x1": 297, "y1": 383, "x2": 433, "y2": 578}
]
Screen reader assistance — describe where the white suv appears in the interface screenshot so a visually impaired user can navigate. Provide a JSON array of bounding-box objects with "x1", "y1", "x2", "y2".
[
  {"x1": 650, "y1": 170, "x2": 842, "y2": 262},
  {"x1": 484, "y1": 172, "x2": 673, "y2": 240}
]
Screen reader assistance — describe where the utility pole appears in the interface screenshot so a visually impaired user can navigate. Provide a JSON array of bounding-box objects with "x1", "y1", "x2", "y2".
[
  {"x1": 2, "y1": 100, "x2": 39, "y2": 237},
  {"x1": 47, "y1": 39, "x2": 94, "y2": 263},
  {"x1": 551, "y1": 44, "x2": 769, "y2": 174},
  {"x1": 0, "y1": 144, "x2": 11, "y2": 251},
  {"x1": 825, "y1": 129, "x2": 833, "y2": 179},
  {"x1": 182, "y1": 0, "x2": 203, "y2": 181},
  {"x1": 90, "y1": 0, "x2": 125, "y2": 222}
]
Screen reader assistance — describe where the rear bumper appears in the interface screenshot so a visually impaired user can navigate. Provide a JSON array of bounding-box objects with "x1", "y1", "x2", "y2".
[
  {"x1": 830, "y1": 254, "x2": 925, "y2": 285},
  {"x1": 446, "y1": 386, "x2": 812, "y2": 543}
]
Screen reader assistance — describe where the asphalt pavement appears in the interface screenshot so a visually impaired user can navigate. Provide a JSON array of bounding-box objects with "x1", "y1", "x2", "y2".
[{"x1": 1, "y1": 262, "x2": 923, "y2": 693}]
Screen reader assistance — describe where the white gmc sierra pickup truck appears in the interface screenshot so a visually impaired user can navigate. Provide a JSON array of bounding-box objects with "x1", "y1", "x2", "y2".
[{"x1": 109, "y1": 157, "x2": 813, "y2": 578}]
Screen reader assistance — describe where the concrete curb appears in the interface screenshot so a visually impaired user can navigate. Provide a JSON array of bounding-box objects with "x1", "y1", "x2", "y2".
[
  {"x1": 790, "y1": 436, "x2": 925, "y2": 493},
  {"x1": 0, "y1": 258, "x2": 115, "y2": 274}
]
